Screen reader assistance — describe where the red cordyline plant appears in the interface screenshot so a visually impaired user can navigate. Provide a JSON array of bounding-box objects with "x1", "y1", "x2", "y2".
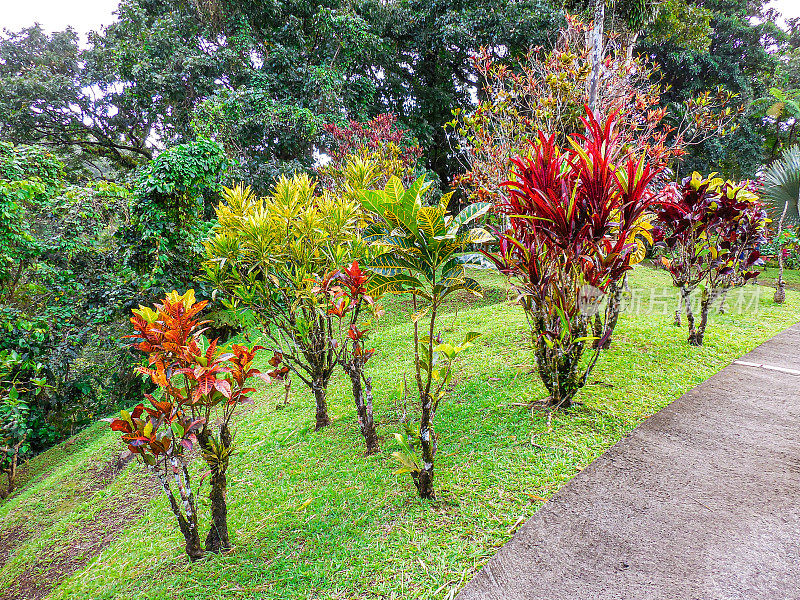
[
  {"x1": 316, "y1": 260, "x2": 384, "y2": 454},
  {"x1": 656, "y1": 173, "x2": 769, "y2": 346},
  {"x1": 110, "y1": 290, "x2": 270, "y2": 560},
  {"x1": 483, "y1": 108, "x2": 665, "y2": 408}
]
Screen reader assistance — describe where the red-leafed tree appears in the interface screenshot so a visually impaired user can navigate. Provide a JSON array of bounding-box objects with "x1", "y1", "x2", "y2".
[
  {"x1": 317, "y1": 260, "x2": 384, "y2": 454},
  {"x1": 483, "y1": 108, "x2": 665, "y2": 408},
  {"x1": 110, "y1": 290, "x2": 271, "y2": 560},
  {"x1": 318, "y1": 113, "x2": 423, "y2": 198},
  {"x1": 656, "y1": 174, "x2": 769, "y2": 345}
]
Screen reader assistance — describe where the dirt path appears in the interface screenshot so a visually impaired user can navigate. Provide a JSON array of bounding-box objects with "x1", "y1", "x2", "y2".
[
  {"x1": 0, "y1": 453, "x2": 156, "y2": 600},
  {"x1": 458, "y1": 324, "x2": 800, "y2": 600}
]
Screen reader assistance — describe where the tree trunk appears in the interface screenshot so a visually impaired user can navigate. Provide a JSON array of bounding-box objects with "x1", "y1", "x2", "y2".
[
  {"x1": 691, "y1": 288, "x2": 719, "y2": 346},
  {"x1": 689, "y1": 288, "x2": 717, "y2": 346},
  {"x1": 588, "y1": 0, "x2": 605, "y2": 114},
  {"x1": 600, "y1": 276, "x2": 625, "y2": 349},
  {"x1": 718, "y1": 288, "x2": 728, "y2": 314},
  {"x1": 0, "y1": 440, "x2": 22, "y2": 499},
  {"x1": 345, "y1": 362, "x2": 380, "y2": 454},
  {"x1": 774, "y1": 188, "x2": 792, "y2": 303},
  {"x1": 203, "y1": 425, "x2": 232, "y2": 553},
  {"x1": 159, "y1": 470, "x2": 203, "y2": 562},
  {"x1": 205, "y1": 470, "x2": 229, "y2": 552},
  {"x1": 313, "y1": 378, "x2": 331, "y2": 430},
  {"x1": 415, "y1": 393, "x2": 436, "y2": 499},
  {"x1": 681, "y1": 285, "x2": 698, "y2": 344}
]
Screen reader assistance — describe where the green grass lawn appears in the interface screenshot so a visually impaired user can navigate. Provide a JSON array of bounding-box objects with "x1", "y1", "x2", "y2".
[
  {"x1": 756, "y1": 265, "x2": 800, "y2": 290},
  {"x1": 2, "y1": 265, "x2": 800, "y2": 600}
]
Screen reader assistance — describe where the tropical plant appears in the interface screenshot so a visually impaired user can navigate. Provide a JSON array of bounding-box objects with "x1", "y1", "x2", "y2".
[
  {"x1": 761, "y1": 145, "x2": 800, "y2": 303},
  {"x1": 204, "y1": 176, "x2": 363, "y2": 430},
  {"x1": 482, "y1": 109, "x2": 664, "y2": 408},
  {"x1": 656, "y1": 173, "x2": 769, "y2": 344},
  {"x1": 111, "y1": 290, "x2": 268, "y2": 559},
  {"x1": 318, "y1": 113, "x2": 423, "y2": 197},
  {"x1": 752, "y1": 87, "x2": 800, "y2": 162},
  {"x1": 359, "y1": 175, "x2": 491, "y2": 498},
  {"x1": 317, "y1": 260, "x2": 384, "y2": 454}
]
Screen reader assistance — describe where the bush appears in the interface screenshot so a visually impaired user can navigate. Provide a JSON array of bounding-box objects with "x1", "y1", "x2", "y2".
[
  {"x1": 482, "y1": 109, "x2": 663, "y2": 408},
  {"x1": 317, "y1": 260, "x2": 384, "y2": 454},
  {"x1": 204, "y1": 176, "x2": 364, "y2": 430},
  {"x1": 111, "y1": 290, "x2": 268, "y2": 559},
  {"x1": 0, "y1": 349, "x2": 39, "y2": 499},
  {"x1": 124, "y1": 139, "x2": 227, "y2": 298},
  {"x1": 656, "y1": 173, "x2": 769, "y2": 345}
]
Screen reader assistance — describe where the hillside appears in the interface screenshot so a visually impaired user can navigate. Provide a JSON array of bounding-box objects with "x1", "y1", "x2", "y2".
[{"x1": 2, "y1": 266, "x2": 799, "y2": 600}]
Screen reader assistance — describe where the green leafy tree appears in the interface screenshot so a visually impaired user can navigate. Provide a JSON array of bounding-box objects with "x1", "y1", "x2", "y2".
[
  {"x1": 123, "y1": 139, "x2": 228, "y2": 298},
  {"x1": 204, "y1": 177, "x2": 364, "y2": 430},
  {"x1": 359, "y1": 175, "x2": 491, "y2": 498},
  {"x1": 0, "y1": 142, "x2": 151, "y2": 453},
  {"x1": 752, "y1": 87, "x2": 800, "y2": 162},
  {"x1": 0, "y1": 26, "x2": 153, "y2": 175},
  {"x1": 638, "y1": 0, "x2": 785, "y2": 179},
  {"x1": 365, "y1": 0, "x2": 563, "y2": 189}
]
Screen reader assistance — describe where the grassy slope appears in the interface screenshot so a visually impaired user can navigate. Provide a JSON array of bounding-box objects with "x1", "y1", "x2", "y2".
[{"x1": 2, "y1": 265, "x2": 799, "y2": 600}]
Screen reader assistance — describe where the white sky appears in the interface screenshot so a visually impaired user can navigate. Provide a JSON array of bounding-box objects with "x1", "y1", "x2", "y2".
[
  {"x1": 770, "y1": 0, "x2": 800, "y2": 23},
  {"x1": 0, "y1": 0, "x2": 799, "y2": 39},
  {"x1": 1, "y1": 0, "x2": 120, "y2": 40}
]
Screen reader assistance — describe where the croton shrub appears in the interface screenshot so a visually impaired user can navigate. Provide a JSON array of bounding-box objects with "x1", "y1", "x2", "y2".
[
  {"x1": 204, "y1": 176, "x2": 363, "y2": 431},
  {"x1": 110, "y1": 290, "x2": 269, "y2": 560},
  {"x1": 656, "y1": 173, "x2": 769, "y2": 345},
  {"x1": 360, "y1": 175, "x2": 490, "y2": 499},
  {"x1": 316, "y1": 260, "x2": 384, "y2": 455}
]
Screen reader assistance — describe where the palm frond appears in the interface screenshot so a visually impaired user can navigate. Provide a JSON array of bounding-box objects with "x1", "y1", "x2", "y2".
[{"x1": 763, "y1": 146, "x2": 800, "y2": 222}]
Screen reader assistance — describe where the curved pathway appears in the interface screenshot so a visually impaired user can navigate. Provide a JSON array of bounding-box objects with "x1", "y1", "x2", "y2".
[{"x1": 458, "y1": 324, "x2": 800, "y2": 600}]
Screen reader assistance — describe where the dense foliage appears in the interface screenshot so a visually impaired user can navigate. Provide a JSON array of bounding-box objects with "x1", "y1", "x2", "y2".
[
  {"x1": 0, "y1": 143, "x2": 141, "y2": 454},
  {"x1": 0, "y1": 3, "x2": 796, "y2": 577},
  {"x1": 123, "y1": 139, "x2": 227, "y2": 298}
]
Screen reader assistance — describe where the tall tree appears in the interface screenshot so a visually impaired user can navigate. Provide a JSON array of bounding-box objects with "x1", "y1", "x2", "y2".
[
  {"x1": 637, "y1": 0, "x2": 785, "y2": 179},
  {"x1": 363, "y1": 0, "x2": 563, "y2": 190},
  {"x1": 0, "y1": 26, "x2": 152, "y2": 176}
]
